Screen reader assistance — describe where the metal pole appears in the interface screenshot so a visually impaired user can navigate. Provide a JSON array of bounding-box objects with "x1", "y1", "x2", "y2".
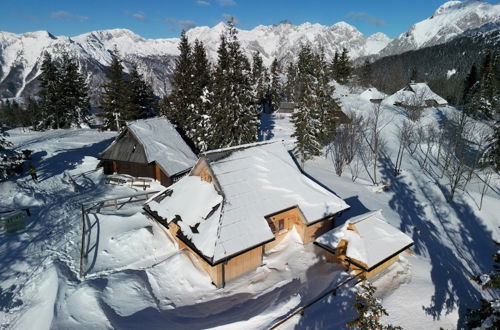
[{"x1": 80, "y1": 205, "x2": 86, "y2": 278}]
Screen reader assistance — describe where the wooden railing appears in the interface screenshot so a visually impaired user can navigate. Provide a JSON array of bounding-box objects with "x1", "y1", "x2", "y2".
[{"x1": 105, "y1": 176, "x2": 153, "y2": 190}]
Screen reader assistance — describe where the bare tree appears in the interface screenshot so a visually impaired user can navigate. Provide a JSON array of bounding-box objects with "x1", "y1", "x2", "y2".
[
  {"x1": 329, "y1": 112, "x2": 365, "y2": 177},
  {"x1": 479, "y1": 167, "x2": 494, "y2": 210},
  {"x1": 394, "y1": 119, "x2": 414, "y2": 175},
  {"x1": 464, "y1": 123, "x2": 491, "y2": 186},
  {"x1": 443, "y1": 111, "x2": 474, "y2": 203},
  {"x1": 365, "y1": 102, "x2": 390, "y2": 184},
  {"x1": 420, "y1": 124, "x2": 438, "y2": 169}
]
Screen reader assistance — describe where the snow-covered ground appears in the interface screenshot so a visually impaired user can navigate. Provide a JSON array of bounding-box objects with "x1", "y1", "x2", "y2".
[{"x1": 1, "y1": 89, "x2": 499, "y2": 329}]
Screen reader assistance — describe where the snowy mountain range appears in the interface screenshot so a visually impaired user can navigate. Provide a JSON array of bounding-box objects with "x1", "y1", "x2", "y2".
[{"x1": 0, "y1": 0, "x2": 498, "y2": 99}]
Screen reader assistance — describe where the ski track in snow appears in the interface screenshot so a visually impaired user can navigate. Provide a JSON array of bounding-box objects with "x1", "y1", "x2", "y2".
[{"x1": 1, "y1": 92, "x2": 499, "y2": 329}]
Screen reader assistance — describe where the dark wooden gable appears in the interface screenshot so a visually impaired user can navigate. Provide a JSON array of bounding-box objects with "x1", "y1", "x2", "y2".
[{"x1": 100, "y1": 129, "x2": 149, "y2": 164}]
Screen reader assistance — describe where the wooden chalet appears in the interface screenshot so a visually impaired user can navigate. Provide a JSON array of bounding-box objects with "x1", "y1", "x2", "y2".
[
  {"x1": 399, "y1": 82, "x2": 448, "y2": 107},
  {"x1": 315, "y1": 210, "x2": 414, "y2": 279},
  {"x1": 332, "y1": 110, "x2": 351, "y2": 124},
  {"x1": 144, "y1": 141, "x2": 350, "y2": 287},
  {"x1": 360, "y1": 87, "x2": 386, "y2": 104},
  {"x1": 278, "y1": 102, "x2": 295, "y2": 114},
  {"x1": 99, "y1": 117, "x2": 198, "y2": 187}
]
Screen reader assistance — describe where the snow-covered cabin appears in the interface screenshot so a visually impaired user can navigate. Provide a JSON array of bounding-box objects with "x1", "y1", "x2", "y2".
[
  {"x1": 360, "y1": 87, "x2": 386, "y2": 104},
  {"x1": 315, "y1": 210, "x2": 413, "y2": 279},
  {"x1": 278, "y1": 102, "x2": 295, "y2": 113},
  {"x1": 144, "y1": 141, "x2": 350, "y2": 287},
  {"x1": 384, "y1": 82, "x2": 448, "y2": 108},
  {"x1": 99, "y1": 117, "x2": 198, "y2": 187}
]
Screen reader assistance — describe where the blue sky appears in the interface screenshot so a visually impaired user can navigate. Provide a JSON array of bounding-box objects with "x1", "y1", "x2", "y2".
[{"x1": 0, "y1": 0, "x2": 475, "y2": 39}]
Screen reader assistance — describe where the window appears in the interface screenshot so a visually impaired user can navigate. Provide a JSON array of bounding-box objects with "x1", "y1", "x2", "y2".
[{"x1": 278, "y1": 219, "x2": 284, "y2": 232}]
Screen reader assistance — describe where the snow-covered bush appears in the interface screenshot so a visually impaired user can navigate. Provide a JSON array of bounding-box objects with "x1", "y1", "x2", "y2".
[{"x1": 0, "y1": 129, "x2": 23, "y2": 180}]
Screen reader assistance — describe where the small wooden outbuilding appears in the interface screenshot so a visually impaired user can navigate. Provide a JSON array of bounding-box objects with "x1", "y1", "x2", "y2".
[
  {"x1": 99, "y1": 117, "x2": 198, "y2": 187},
  {"x1": 144, "y1": 141, "x2": 350, "y2": 287},
  {"x1": 315, "y1": 210, "x2": 413, "y2": 279}
]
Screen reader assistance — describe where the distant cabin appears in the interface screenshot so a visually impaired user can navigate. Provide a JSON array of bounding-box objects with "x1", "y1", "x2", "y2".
[
  {"x1": 388, "y1": 82, "x2": 448, "y2": 109},
  {"x1": 332, "y1": 110, "x2": 351, "y2": 124},
  {"x1": 315, "y1": 210, "x2": 414, "y2": 279},
  {"x1": 278, "y1": 102, "x2": 295, "y2": 113},
  {"x1": 99, "y1": 117, "x2": 198, "y2": 187},
  {"x1": 360, "y1": 87, "x2": 386, "y2": 104},
  {"x1": 144, "y1": 141, "x2": 350, "y2": 287}
]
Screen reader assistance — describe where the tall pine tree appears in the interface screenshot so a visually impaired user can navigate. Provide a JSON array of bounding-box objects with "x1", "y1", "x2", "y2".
[
  {"x1": 38, "y1": 52, "x2": 61, "y2": 129},
  {"x1": 209, "y1": 20, "x2": 259, "y2": 149},
  {"x1": 291, "y1": 44, "x2": 322, "y2": 166},
  {"x1": 99, "y1": 54, "x2": 130, "y2": 130},
  {"x1": 58, "y1": 52, "x2": 91, "y2": 127},
  {"x1": 162, "y1": 31, "x2": 194, "y2": 128},
  {"x1": 189, "y1": 39, "x2": 213, "y2": 152},
  {"x1": 268, "y1": 59, "x2": 282, "y2": 112},
  {"x1": 127, "y1": 64, "x2": 156, "y2": 120}
]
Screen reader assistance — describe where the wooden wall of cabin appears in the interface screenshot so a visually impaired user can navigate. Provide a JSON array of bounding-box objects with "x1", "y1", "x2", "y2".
[
  {"x1": 113, "y1": 160, "x2": 155, "y2": 179},
  {"x1": 155, "y1": 165, "x2": 173, "y2": 187},
  {"x1": 301, "y1": 217, "x2": 335, "y2": 244},
  {"x1": 102, "y1": 160, "x2": 113, "y2": 174},
  {"x1": 265, "y1": 208, "x2": 336, "y2": 248},
  {"x1": 364, "y1": 254, "x2": 400, "y2": 279},
  {"x1": 223, "y1": 246, "x2": 263, "y2": 283},
  {"x1": 265, "y1": 208, "x2": 299, "y2": 251}
]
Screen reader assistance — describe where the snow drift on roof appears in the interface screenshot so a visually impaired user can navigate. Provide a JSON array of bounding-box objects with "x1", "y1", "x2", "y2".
[
  {"x1": 127, "y1": 117, "x2": 198, "y2": 176},
  {"x1": 147, "y1": 141, "x2": 350, "y2": 263},
  {"x1": 316, "y1": 210, "x2": 413, "y2": 268}
]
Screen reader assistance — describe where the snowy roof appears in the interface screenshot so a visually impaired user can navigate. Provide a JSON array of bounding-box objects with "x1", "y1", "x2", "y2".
[
  {"x1": 383, "y1": 82, "x2": 447, "y2": 107},
  {"x1": 359, "y1": 88, "x2": 386, "y2": 101},
  {"x1": 408, "y1": 83, "x2": 447, "y2": 105},
  {"x1": 316, "y1": 210, "x2": 413, "y2": 269},
  {"x1": 102, "y1": 117, "x2": 197, "y2": 176},
  {"x1": 146, "y1": 141, "x2": 350, "y2": 264}
]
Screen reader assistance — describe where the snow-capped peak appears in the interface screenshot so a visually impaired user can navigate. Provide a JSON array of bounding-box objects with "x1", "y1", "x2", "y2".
[
  {"x1": 433, "y1": 1, "x2": 464, "y2": 16},
  {"x1": 380, "y1": 0, "x2": 500, "y2": 56}
]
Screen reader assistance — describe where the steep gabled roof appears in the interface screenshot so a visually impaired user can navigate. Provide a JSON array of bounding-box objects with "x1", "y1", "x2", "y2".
[
  {"x1": 316, "y1": 210, "x2": 414, "y2": 270},
  {"x1": 383, "y1": 82, "x2": 447, "y2": 107},
  {"x1": 101, "y1": 117, "x2": 198, "y2": 176},
  {"x1": 146, "y1": 141, "x2": 350, "y2": 264}
]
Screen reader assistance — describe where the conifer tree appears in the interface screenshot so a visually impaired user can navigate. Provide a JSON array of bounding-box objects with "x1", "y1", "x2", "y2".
[
  {"x1": 313, "y1": 48, "x2": 340, "y2": 143},
  {"x1": 467, "y1": 52, "x2": 499, "y2": 118},
  {"x1": 331, "y1": 51, "x2": 339, "y2": 81},
  {"x1": 210, "y1": 20, "x2": 259, "y2": 149},
  {"x1": 127, "y1": 64, "x2": 156, "y2": 120},
  {"x1": 99, "y1": 54, "x2": 130, "y2": 130},
  {"x1": 336, "y1": 48, "x2": 352, "y2": 84},
  {"x1": 251, "y1": 51, "x2": 266, "y2": 109},
  {"x1": 0, "y1": 127, "x2": 23, "y2": 180},
  {"x1": 163, "y1": 31, "x2": 194, "y2": 128},
  {"x1": 347, "y1": 282, "x2": 402, "y2": 330},
  {"x1": 189, "y1": 39, "x2": 213, "y2": 152},
  {"x1": 462, "y1": 64, "x2": 479, "y2": 105},
  {"x1": 284, "y1": 62, "x2": 298, "y2": 102},
  {"x1": 268, "y1": 59, "x2": 282, "y2": 112},
  {"x1": 360, "y1": 59, "x2": 372, "y2": 87},
  {"x1": 291, "y1": 44, "x2": 322, "y2": 166},
  {"x1": 409, "y1": 67, "x2": 419, "y2": 82},
  {"x1": 38, "y1": 52, "x2": 61, "y2": 129},
  {"x1": 58, "y1": 52, "x2": 91, "y2": 127}
]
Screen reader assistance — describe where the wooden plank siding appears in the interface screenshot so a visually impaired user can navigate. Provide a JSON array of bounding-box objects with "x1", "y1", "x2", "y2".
[
  {"x1": 223, "y1": 246, "x2": 263, "y2": 283},
  {"x1": 321, "y1": 243, "x2": 401, "y2": 279}
]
